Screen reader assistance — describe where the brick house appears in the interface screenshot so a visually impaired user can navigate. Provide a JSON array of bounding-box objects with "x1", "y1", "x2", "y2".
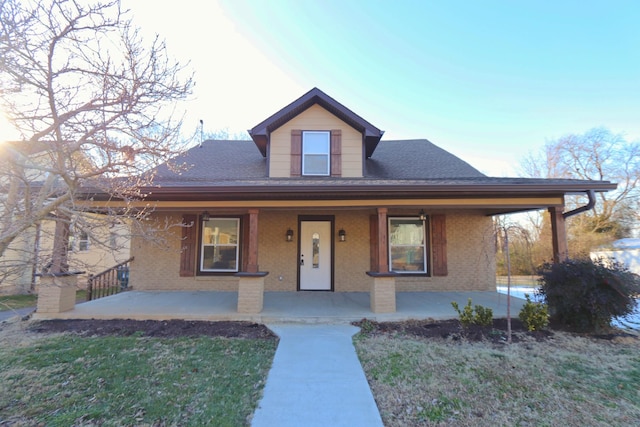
[{"x1": 85, "y1": 88, "x2": 615, "y2": 314}]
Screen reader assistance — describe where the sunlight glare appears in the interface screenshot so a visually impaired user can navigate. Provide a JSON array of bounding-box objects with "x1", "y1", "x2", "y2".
[{"x1": 0, "y1": 109, "x2": 19, "y2": 143}]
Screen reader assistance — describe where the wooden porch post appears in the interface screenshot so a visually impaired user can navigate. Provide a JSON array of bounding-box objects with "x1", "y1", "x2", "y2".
[
  {"x1": 37, "y1": 212, "x2": 77, "y2": 314},
  {"x1": 236, "y1": 208, "x2": 267, "y2": 314},
  {"x1": 377, "y1": 207, "x2": 389, "y2": 273},
  {"x1": 246, "y1": 209, "x2": 259, "y2": 273},
  {"x1": 367, "y1": 207, "x2": 396, "y2": 313},
  {"x1": 549, "y1": 206, "x2": 568, "y2": 263},
  {"x1": 50, "y1": 213, "x2": 70, "y2": 274}
]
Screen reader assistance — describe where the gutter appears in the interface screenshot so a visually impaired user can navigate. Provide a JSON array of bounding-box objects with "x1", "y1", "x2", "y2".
[{"x1": 563, "y1": 190, "x2": 596, "y2": 219}]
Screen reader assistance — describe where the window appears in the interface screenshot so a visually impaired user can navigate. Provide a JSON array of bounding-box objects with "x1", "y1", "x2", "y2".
[
  {"x1": 388, "y1": 218, "x2": 427, "y2": 273},
  {"x1": 110, "y1": 232, "x2": 118, "y2": 249},
  {"x1": 71, "y1": 230, "x2": 90, "y2": 252},
  {"x1": 302, "y1": 131, "x2": 330, "y2": 176},
  {"x1": 200, "y1": 218, "x2": 239, "y2": 272}
]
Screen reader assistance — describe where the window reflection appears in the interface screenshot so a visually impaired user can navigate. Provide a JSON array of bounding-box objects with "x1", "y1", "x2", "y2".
[
  {"x1": 201, "y1": 218, "x2": 239, "y2": 272},
  {"x1": 312, "y1": 232, "x2": 320, "y2": 268}
]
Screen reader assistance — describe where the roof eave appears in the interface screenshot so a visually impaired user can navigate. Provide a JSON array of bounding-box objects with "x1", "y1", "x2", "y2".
[{"x1": 84, "y1": 181, "x2": 616, "y2": 202}]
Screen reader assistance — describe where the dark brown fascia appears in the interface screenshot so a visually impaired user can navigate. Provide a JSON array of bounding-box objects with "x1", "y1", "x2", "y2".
[
  {"x1": 248, "y1": 88, "x2": 384, "y2": 157},
  {"x1": 106, "y1": 181, "x2": 617, "y2": 202}
]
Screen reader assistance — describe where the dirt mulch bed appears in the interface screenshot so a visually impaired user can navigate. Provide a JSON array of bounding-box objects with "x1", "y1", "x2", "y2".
[
  {"x1": 28, "y1": 319, "x2": 277, "y2": 339},
  {"x1": 354, "y1": 318, "x2": 554, "y2": 344},
  {"x1": 23, "y1": 318, "x2": 637, "y2": 343}
]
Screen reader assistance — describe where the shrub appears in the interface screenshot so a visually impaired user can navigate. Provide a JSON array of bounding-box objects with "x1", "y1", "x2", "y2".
[
  {"x1": 451, "y1": 299, "x2": 493, "y2": 327},
  {"x1": 518, "y1": 294, "x2": 549, "y2": 331},
  {"x1": 537, "y1": 258, "x2": 640, "y2": 333},
  {"x1": 473, "y1": 304, "x2": 494, "y2": 327}
]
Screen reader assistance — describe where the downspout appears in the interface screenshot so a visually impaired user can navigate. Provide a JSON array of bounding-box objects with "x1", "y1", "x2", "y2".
[{"x1": 563, "y1": 190, "x2": 596, "y2": 219}]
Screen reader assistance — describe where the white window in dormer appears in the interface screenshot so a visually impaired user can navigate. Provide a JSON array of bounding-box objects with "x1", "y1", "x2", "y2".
[{"x1": 302, "y1": 131, "x2": 330, "y2": 176}]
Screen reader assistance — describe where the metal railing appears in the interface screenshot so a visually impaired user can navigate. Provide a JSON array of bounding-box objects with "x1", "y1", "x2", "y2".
[{"x1": 87, "y1": 257, "x2": 134, "y2": 301}]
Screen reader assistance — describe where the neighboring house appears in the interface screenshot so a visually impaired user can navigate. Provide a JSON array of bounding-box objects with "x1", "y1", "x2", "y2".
[
  {"x1": 83, "y1": 88, "x2": 616, "y2": 313},
  {"x1": 0, "y1": 141, "x2": 131, "y2": 294},
  {"x1": 591, "y1": 238, "x2": 640, "y2": 275}
]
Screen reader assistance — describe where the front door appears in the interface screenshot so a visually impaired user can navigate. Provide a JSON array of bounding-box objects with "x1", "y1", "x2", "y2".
[{"x1": 299, "y1": 220, "x2": 332, "y2": 290}]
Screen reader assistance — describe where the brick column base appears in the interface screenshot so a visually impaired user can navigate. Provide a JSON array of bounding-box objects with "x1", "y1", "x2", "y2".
[
  {"x1": 236, "y1": 273, "x2": 267, "y2": 314},
  {"x1": 370, "y1": 275, "x2": 396, "y2": 313},
  {"x1": 37, "y1": 275, "x2": 78, "y2": 314}
]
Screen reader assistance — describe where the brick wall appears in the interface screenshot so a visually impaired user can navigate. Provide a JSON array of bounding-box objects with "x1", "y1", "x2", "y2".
[
  {"x1": 396, "y1": 212, "x2": 496, "y2": 291},
  {"x1": 130, "y1": 210, "x2": 495, "y2": 292},
  {"x1": 130, "y1": 213, "x2": 238, "y2": 291}
]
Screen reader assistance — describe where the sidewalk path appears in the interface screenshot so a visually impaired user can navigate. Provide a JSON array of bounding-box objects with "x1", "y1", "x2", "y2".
[
  {"x1": 251, "y1": 324, "x2": 383, "y2": 427},
  {"x1": 0, "y1": 307, "x2": 35, "y2": 322}
]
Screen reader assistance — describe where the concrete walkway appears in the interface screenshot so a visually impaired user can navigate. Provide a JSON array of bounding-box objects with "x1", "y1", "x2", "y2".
[
  {"x1": 251, "y1": 324, "x2": 383, "y2": 427},
  {"x1": 0, "y1": 307, "x2": 35, "y2": 322}
]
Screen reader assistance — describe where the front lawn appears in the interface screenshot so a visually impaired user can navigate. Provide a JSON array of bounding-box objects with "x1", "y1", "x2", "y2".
[
  {"x1": 355, "y1": 330, "x2": 640, "y2": 426},
  {"x1": 0, "y1": 290, "x2": 88, "y2": 312},
  {"x1": 0, "y1": 294, "x2": 37, "y2": 311},
  {"x1": 0, "y1": 332, "x2": 276, "y2": 426}
]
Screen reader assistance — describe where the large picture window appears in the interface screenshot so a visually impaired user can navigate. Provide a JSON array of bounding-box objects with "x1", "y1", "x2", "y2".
[
  {"x1": 200, "y1": 218, "x2": 239, "y2": 272},
  {"x1": 302, "y1": 131, "x2": 330, "y2": 176},
  {"x1": 388, "y1": 218, "x2": 427, "y2": 273}
]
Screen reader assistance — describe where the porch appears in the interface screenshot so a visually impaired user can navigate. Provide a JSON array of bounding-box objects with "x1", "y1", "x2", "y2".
[{"x1": 32, "y1": 290, "x2": 526, "y2": 323}]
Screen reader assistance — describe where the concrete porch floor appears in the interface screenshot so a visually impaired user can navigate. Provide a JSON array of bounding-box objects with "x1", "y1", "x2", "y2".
[{"x1": 33, "y1": 291, "x2": 527, "y2": 324}]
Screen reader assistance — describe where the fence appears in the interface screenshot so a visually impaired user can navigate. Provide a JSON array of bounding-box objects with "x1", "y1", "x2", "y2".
[{"x1": 87, "y1": 257, "x2": 134, "y2": 301}]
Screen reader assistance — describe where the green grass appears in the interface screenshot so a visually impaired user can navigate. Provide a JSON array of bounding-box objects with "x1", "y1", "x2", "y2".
[
  {"x1": 0, "y1": 334, "x2": 277, "y2": 426},
  {"x1": 0, "y1": 291, "x2": 88, "y2": 311},
  {"x1": 355, "y1": 333, "x2": 640, "y2": 426},
  {"x1": 0, "y1": 294, "x2": 37, "y2": 311}
]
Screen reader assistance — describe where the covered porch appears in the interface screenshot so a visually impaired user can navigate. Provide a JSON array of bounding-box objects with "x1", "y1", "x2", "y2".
[{"x1": 33, "y1": 290, "x2": 527, "y2": 323}]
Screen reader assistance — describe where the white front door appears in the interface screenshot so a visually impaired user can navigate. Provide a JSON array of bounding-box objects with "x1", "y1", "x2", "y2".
[{"x1": 299, "y1": 221, "x2": 332, "y2": 291}]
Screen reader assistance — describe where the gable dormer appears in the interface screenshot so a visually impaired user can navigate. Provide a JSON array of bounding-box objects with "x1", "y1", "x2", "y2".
[{"x1": 248, "y1": 88, "x2": 384, "y2": 178}]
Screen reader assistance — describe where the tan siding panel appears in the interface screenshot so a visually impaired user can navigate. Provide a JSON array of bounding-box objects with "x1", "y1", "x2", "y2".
[
  {"x1": 331, "y1": 129, "x2": 342, "y2": 177},
  {"x1": 269, "y1": 104, "x2": 362, "y2": 177},
  {"x1": 291, "y1": 130, "x2": 302, "y2": 177}
]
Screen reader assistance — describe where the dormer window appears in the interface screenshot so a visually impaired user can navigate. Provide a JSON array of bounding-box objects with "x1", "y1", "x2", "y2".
[{"x1": 302, "y1": 131, "x2": 330, "y2": 176}]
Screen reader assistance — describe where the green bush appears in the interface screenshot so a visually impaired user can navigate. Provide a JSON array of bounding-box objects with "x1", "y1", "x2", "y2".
[
  {"x1": 518, "y1": 294, "x2": 549, "y2": 331},
  {"x1": 473, "y1": 304, "x2": 494, "y2": 327},
  {"x1": 538, "y1": 258, "x2": 640, "y2": 333},
  {"x1": 451, "y1": 299, "x2": 493, "y2": 327}
]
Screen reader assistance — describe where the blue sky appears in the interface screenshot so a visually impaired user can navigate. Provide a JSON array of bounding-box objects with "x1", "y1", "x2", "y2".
[{"x1": 5, "y1": 1, "x2": 638, "y2": 177}]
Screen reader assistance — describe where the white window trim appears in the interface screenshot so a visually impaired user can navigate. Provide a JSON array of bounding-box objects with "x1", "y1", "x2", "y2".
[
  {"x1": 302, "y1": 130, "x2": 330, "y2": 176},
  {"x1": 200, "y1": 217, "x2": 240, "y2": 273},
  {"x1": 73, "y1": 231, "x2": 90, "y2": 252},
  {"x1": 388, "y1": 217, "x2": 427, "y2": 274}
]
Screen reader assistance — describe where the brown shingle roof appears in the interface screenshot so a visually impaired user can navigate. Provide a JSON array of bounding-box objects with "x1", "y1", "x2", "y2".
[
  {"x1": 144, "y1": 139, "x2": 615, "y2": 200},
  {"x1": 152, "y1": 138, "x2": 485, "y2": 183}
]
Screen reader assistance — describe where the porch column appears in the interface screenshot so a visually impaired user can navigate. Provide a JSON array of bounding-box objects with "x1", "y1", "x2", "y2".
[
  {"x1": 367, "y1": 273, "x2": 397, "y2": 313},
  {"x1": 246, "y1": 208, "x2": 259, "y2": 273},
  {"x1": 37, "y1": 213, "x2": 78, "y2": 314},
  {"x1": 377, "y1": 207, "x2": 389, "y2": 273},
  {"x1": 367, "y1": 207, "x2": 396, "y2": 313},
  {"x1": 549, "y1": 206, "x2": 568, "y2": 263},
  {"x1": 50, "y1": 213, "x2": 70, "y2": 274},
  {"x1": 236, "y1": 272, "x2": 267, "y2": 314},
  {"x1": 36, "y1": 274, "x2": 78, "y2": 314},
  {"x1": 236, "y1": 209, "x2": 267, "y2": 314}
]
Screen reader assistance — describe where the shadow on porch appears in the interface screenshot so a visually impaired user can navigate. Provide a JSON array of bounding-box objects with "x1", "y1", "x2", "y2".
[{"x1": 33, "y1": 291, "x2": 527, "y2": 324}]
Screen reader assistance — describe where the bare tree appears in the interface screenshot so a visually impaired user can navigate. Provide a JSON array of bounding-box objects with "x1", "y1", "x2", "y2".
[
  {"x1": 0, "y1": 0, "x2": 193, "y2": 277},
  {"x1": 520, "y1": 127, "x2": 639, "y2": 256}
]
